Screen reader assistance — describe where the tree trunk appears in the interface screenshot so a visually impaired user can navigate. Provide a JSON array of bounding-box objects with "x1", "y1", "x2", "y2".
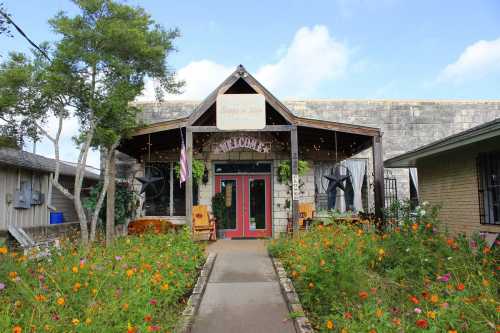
[
  {"x1": 105, "y1": 148, "x2": 116, "y2": 246},
  {"x1": 89, "y1": 142, "x2": 118, "y2": 242}
]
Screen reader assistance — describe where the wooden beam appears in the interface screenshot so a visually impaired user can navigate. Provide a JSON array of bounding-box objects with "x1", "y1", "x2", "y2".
[
  {"x1": 372, "y1": 134, "x2": 385, "y2": 221},
  {"x1": 296, "y1": 117, "x2": 380, "y2": 137},
  {"x1": 188, "y1": 125, "x2": 293, "y2": 133},
  {"x1": 185, "y1": 128, "x2": 193, "y2": 229},
  {"x1": 290, "y1": 126, "x2": 299, "y2": 235},
  {"x1": 132, "y1": 119, "x2": 188, "y2": 136}
]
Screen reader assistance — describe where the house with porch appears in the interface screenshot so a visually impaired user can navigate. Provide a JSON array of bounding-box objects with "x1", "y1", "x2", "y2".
[{"x1": 118, "y1": 65, "x2": 385, "y2": 238}]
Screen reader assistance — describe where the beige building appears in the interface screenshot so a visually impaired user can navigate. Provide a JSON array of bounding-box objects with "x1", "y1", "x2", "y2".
[{"x1": 385, "y1": 119, "x2": 500, "y2": 237}]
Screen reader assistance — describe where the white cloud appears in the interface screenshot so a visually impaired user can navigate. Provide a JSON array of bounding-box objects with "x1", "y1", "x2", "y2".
[
  {"x1": 437, "y1": 38, "x2": 500, "y2": 84},
  {"x1": 137, "y1": 25, "x2": 350, "y2": 100},
  {"x1": 255, "y1": 25, "x2": 349, "y2": 97}
]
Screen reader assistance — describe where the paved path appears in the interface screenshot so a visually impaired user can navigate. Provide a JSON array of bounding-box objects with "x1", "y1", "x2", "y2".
[{"x1": 191, "y1": 240, "x2": 295, "y2": 333}]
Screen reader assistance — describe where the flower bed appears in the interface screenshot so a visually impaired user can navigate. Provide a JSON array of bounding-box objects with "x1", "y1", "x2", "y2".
[
  {"x1": 269, "y1": 205, "x2": 499, "y2": 332},
  {"x1": 0, "y1": 228, "x2": 204, "y2": 333}
]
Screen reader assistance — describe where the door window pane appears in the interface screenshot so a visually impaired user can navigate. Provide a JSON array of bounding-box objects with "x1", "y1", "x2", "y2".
[
  {"x1": 249, "y1": 179, "x2": 266, "y2": 230},
  {"x1": 144, "y1": 163, "x2": 170, "y2": 216},
  {"x1": 221, "y1": 180, "x2": 237, "y2": 229}
]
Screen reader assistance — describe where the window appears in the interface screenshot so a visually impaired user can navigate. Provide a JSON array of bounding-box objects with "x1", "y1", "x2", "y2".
[
  {"x1": 477, "y1": 151, "x2": 500, "y2": 225},
  {"x1": 144, "y1": 162, "x2": 198, "y2": 216}
]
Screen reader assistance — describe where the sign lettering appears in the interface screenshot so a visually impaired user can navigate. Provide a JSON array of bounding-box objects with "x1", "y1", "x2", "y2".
[
  {"x1": 216, "y1": 94, "x2": 266, "y2": 130},
  {"x1": 213, "y1": 136, "x2": 271, "y2": 154}
]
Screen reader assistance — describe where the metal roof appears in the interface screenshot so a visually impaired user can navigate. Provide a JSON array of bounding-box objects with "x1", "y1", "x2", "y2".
[
  {"x1": 384, "y1": 118, "x2": 500, "y2": 168},
  {"x1": 0, "y1": 147, "x2": 100, "y2": 180}
]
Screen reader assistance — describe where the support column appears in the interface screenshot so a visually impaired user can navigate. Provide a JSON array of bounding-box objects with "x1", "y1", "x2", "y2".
[
  {"x1": 372, "y1": 133, "x2": 385, "y2": 222},
  {"x1": 186, "y1": 128, "x2": 193, "y2": 229},
  {"x1": 106, "y1": 149, "x2": 116, "y2": 246},
  {"x1": 290, "y1": 126, "x2": 299, "y2": 235}
]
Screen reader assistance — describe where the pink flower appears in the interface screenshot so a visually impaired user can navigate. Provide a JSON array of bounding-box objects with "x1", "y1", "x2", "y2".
[
  {"x1": 115, "y1": 256, "x2": 123, "y2": 261},
  {"x1": 0, "y1": 282, "x2": 5, "y2": 290},
  {"x1": 150, "y1": 299, "x2": 158, "y2": 306},
  {"x1": 437, "y1": 273, "x2": 451, "y2": 282},
  {"x1": 414, "y1": 307, "x2": 422, "y2": 314}
]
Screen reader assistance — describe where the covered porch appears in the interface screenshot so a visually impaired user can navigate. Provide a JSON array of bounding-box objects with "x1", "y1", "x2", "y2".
[{"x1": 118, "y1": 65, "x2": 385, "y2": 238}]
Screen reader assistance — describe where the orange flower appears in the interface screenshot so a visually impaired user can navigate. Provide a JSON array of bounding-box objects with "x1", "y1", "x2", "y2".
[
  {"x1": 34, "y1": 295, "x2": 47, "y2": 302},
  {"x1": 122, "y1": 303, "x2": 129, "y2": 310},
  {"x1": 412, "y1": 223, "x2": 418, "y2": 231},
  {"x1": 409, "y1": 295, "x2": 420, "y2": 304},
  {"x1": 12, "y1": 326, "x2": 22, "y2": 333},
  {"x1": 343, "y1": 312, "x2": 352, "y2": 319},
  {"x1": 427, "y1": 311, "x2": 436, "y2": 319},
  {"x1": 9, "y1": 271, "x2": 17, "y2": 279},
  {"x1": 126, "y1": 269, "x2": 134, "y2": 278},
  {"x1": 319, "y1": 259, "x2": 326, "y2": 266},
  {"x1": 161, "y1": 283, "x2": 169, "y2": 291},
  {"x1": 376, "y1": 308, "x2": 383, "y2": 318},
  {"x1": 144, "y1": 315, "x2": 152, "y2": 322},
  {"x1": 71, "y1": 319, "x2": 80, "y2": 326},
  {"x1": 456, "y1": 283, "x2": 465, "y2": 291},
  {"x1": 72, "y1": 266, "x2": 78, "y2": 273},
  {"x1": 73, "y1": 282, "x2": 81, "y2": 292},
  {"x1": 56, "y1": 297, "x2": 65, "y2": 306},
  {"x1": 369, "y1": 330, "x2": 377, "y2": 333},
  {"x1": 482, "y1": 279, "x2": 490, "y2": 287},
  {"x1": 430, "y1": 294, "x2": 439, "y2": 303},
  {"x1": 392, "y1": 318, "x2": 401, "y2": 326},
  {"x1": 448, "y1": 330, "x2": 457, "y2": 333},
  {"x1": 416, "y1": 319, "x2": 428, "y2": 328},
  {"x1": 0, "y1": 246, "x2": 8, "y2": 254},
  {"x1": 326, "y1": 320, "x2": 334, "y2": 330},
  {"x1": 308, "y1": 282, "x2": 314, "y2": 289},
  {"x1": 483, "y1": 246, "x2": 490, "y2": 254},
  {"x1": 359, "y1": 291, "x2": 368, "y2": 300}
]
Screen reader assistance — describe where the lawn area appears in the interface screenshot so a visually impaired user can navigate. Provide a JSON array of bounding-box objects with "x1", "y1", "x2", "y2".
[
  {"x1": 0, "y1": 228, "x2": 204, "y2": 333},
  {"x1": 269, "y1": 204, "x2": 499, "y2": 332}
]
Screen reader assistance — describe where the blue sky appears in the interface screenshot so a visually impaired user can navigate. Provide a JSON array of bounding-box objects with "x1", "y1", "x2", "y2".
[{"x1": 1, "y1": 0, "x2": 500, "y2": 166}]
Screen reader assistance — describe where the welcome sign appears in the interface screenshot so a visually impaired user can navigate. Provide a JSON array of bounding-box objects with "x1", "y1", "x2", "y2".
[
  {"x1": 216, "y1": 94, "x2": 266, "y2": 130},
  {"x1": 213, "y1": 136, "x2": 271, "y2": 154}
]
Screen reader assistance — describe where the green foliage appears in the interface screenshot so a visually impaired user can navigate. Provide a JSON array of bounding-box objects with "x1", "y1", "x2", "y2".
[
  {"x1": 83, "y1": 182, "x2": 139, "y2": 225},
  {"x1": 277, "y1": 160, "x2": 310, "y2": 184},
  {"x1": 269, "y1": 202, "x2": 499, "y2": 332},
  {"x1": 174, "y1": 159, "x2": 205, "y2": 184},
  {"x1": 0, "y1": 135, "x2": 19, "y2": 149},
  {"x1": 0, "y1": 229, "x2": 204, "y2": 332},
  {"x1": 211, "y1": 192, "x2": 227, "y2": 230}
]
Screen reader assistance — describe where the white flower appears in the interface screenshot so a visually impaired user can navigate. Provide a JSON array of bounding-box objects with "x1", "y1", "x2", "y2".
[
  {"x1": 422, "y1": 201, "x2": 429, "y2": 206},
  {"x1": 447, "y1": 257, "x2": 453, "y2": 260},
  {"x1": 419, "y1": 210, "x2": 426, "y2": 217},
  {"x1": 424, "y1": 258, "x2": 429, "y2": 262},
  {"x1": 405, "y1": 248, "x2": 410, "y2": 252}
]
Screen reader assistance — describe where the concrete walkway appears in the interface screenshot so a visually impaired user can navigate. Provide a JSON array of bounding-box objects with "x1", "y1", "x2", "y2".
[{"x1": 191, "y1": 240, "x2": 295, "y2": 333}]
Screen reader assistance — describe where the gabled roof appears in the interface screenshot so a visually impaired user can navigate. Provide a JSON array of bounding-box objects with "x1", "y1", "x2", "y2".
[
  {"x1": 132, "y1": 65, "x2": 381, "y2": 138},
  {"x1": 384, "y1": 118, "x2": 500, "y2": 168},
  {"x1": 0, "y1": 147, "x2": 100, "y2": 180},
  {"x1": 188, "y1": 64, "x2": 296, "y2": 125}
]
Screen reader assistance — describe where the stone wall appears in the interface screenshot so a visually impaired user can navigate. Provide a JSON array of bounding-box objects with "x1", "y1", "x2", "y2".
[{"x1": 418, "y1": 137, "x2": 500, "y2": 236}]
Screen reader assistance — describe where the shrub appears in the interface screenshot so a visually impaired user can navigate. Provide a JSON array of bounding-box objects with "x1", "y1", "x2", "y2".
[
  {"x1": 269, "y1": 203, "x2": 499, "y2": 332},
  {"x1": 0, "y1": 228, "x2": 204, "y2": 332}
]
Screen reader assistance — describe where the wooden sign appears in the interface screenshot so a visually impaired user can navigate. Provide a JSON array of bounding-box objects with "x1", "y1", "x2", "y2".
[
  {"x1": 292, "y1": 174, "x2": 300, "y2": 200},
  {"x1": 225, "y1": 183, "x2": 232, "y2": 207},
  {"x1": 216, "y1": 94, "x2": 266, "y2": 130},
  {"x1": 213, "y1": 136, "x2": 271, "y2": 154}
]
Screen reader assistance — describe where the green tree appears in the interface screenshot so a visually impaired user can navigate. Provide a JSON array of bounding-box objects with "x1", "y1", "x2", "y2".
[{"x1": 0, "y1": 0, "x2": 182, "y2": 246}]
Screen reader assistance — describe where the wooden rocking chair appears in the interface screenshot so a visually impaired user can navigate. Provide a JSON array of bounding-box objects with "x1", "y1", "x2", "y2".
[
  {"x1": 287, "y1": 202, "x2": 316, "y2": 234},
  {"x1": 192, "y1": 205, "x2": 217, "y2": 241}
]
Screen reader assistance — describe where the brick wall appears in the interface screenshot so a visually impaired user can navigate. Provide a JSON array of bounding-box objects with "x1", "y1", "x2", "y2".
[{"x1": 418, "y1": 137, "x2": 500, "y2": 236}]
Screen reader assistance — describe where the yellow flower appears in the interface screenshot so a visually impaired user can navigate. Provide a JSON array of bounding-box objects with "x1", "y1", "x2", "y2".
[
  {"x1": 430, "y1": 294, "x2": 439, "y2": 303},
  {"x1": 56, "y1": 297, "x2": 65, "y2": 306},
  {"x1": 92, "y1": 288, "x2": 98, "y2": 296},
  {"x1": 341, "y1": 329, "x2": 348, "y2": 333},
  {"x1": 376, "y1": 308, "x2": 383, "y2": 318},
  {"x1": 85, "y1": 318, "x2": 92, "y2": 325},
  {"x1": 71, "y1": 319, "x2": 80, "y2": 326},
  {"x1": 378, "y1": 248, "x2": 385, "y2": 256},
  {"x1": 427, "y1": 311, "x2": 436, "y2": 319},
  {"x1": 72, "y1": 266, "x2": 78, "y2": 273},
  {"x1": 326, "y1": 320, "x2": 334, "y2": 330},
  {"x1": 0, "y1": 246, "x2": 8, "y2": 254},
  {"x1": 161, "y1": 283, "x2": 169, "y2": 291}
]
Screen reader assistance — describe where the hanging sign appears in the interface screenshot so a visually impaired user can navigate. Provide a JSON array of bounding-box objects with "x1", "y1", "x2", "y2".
[
  {"x1": 292, "y1": 174, "x2": 300, "y2": 200},
  {"x1": 216, "y1": 94, "x2": 266, "y2": 130},
  {"x1": 225, "y1": 183, "x2": 233, "y2": 207},
  {"x1": 213, "y1": 136, "x2": 271, "y2": 154}
]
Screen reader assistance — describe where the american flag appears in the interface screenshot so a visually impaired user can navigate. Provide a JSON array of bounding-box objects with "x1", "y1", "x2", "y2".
[{"x1": 179, "y1": 130, "x2": 187, "y2": 185}]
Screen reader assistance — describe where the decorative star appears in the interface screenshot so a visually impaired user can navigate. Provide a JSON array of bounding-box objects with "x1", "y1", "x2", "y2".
[
  {"x1": 135, "y1": 175, "x2": 164, "y2": 194},
  {"x1": 324, "y1": 168, "x2": 350, "y2": 194}
]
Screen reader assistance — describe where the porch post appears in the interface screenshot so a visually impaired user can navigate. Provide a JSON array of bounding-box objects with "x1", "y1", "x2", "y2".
[
  {"x1": 186, "y1": 128, "x2": 193, "y2": 229},
  {"x1": 372, "y1": 133, "x2": 385, "y2": 222},
  {"x1": 291, "y1": 126, "x2": 299, "y2": 235}
]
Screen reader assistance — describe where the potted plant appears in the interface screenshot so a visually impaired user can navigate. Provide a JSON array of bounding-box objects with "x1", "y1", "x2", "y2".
[{"x1": 211, "y1": 192, "x2": 227, "y2": 238}]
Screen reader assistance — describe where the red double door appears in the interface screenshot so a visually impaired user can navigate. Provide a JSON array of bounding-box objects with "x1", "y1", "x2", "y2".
[{"x1": 214, "y1": 175, "x2": 272, "y2": 238}]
